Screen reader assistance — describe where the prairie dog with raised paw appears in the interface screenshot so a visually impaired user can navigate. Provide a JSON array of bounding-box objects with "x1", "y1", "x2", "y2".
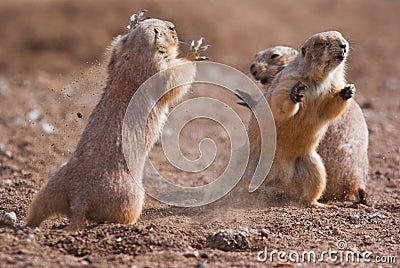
[
  {"x1": 247, "y1": 31, "x2": 356, "y2": 208},
  {"x1": 26, "y1": 16, "x2": 208, "y2": 230},
  {"x1": 238, "y1": 44, "x2": 368, "y2": 204}
]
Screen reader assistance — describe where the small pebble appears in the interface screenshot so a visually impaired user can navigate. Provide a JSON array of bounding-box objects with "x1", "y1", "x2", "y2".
[
  {"x1": 3, "y1": 212, "x2": 17, "y2": 224},
  {"x1": 77, "y1": 112, "x2": 83, "y2": 118},
  {"x1": 200, "y1": 253, "x2": 209, "y2": 259},
  {"x1": 84, "y1": 257, "x2": 94, "y2": 264},
  {"x1": 209, "y1": 228, "x2": 250, "y2": 251},
  {"x1": 365, "y1": 210, "x2": 380, "y2": 222},
  {"x1": 0, "y1": 79, "x2": 10, "y2": 98},
  {"x1": 26, "y1": 109, "x2": 41, "y2": 122},
  {"x1": 183, "y1": 251, "x2": 199, "y2": 258},
  {"x1": 41, "y1": 122, "x2": 55, "y2": 134},
  {"x1": 195, "y1": 263, "x2": 206, "y2": 268},
  {"x1": 26, "y1": 233, "x2": 35, "y2": 241},
  {"x1": 332, "y1": 227, "x2": 342, "y2": 235},
  {"x1": 0, "y1": 144, "x2": 4, "y2": 152},
  {"x1": 259, "y1": 228, "x2": 269, "y2": 237},
  {"x1": 5, "y1": 150, "x2": 12, "y2": 158},
  {"x1": 116, "y1": 237, "x2": 122, "y2": 242},
  {"x1": 349, "y1": 214, "x2": 360, "y2": 222},
  {"x1": 4, "y1": 179, "x2": 12, "y2": 186}
]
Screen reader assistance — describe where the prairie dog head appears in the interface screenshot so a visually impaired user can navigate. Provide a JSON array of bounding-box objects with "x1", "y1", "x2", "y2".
[
  {"x1": 250, "y1": 46, "x2": 298, "y2": 85},
  {"x1": 299, "y1": 31, "x2": 349, "y2": 82},
  {"x1": 108, "y1": 18, "x2": 179, "y2": 76}
]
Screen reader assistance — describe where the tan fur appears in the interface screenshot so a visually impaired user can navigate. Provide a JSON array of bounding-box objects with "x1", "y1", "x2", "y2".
[
  {"x1": 26, "y1": 18, "x2": 205, "y2": 230},
  {"x1": 250, "y1": 46, "x2": 298, "y2": 86},
  {"x1": 246, "y1": 31, "x2": 355, "y2": 207},
  {"x1": 241, "y1": 45, "x2": 368, "y2": 203}
]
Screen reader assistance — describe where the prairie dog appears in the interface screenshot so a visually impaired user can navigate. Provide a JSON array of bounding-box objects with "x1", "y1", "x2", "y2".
[
  {"x1": 250, "y1": 46, "x2": 298, "y2": 86},
  {"x1": 238, "y1": 45, "x2": 368, "y2": 203},
  {"x1": 235, "y1": 46, "x2": 298, "y2": 108},
  {"x1": 247, "y1": 31, "x2": 355, "y2": 207},
  {"x1": 26, "y1": 18, "x2": 207, "y2": 230}
]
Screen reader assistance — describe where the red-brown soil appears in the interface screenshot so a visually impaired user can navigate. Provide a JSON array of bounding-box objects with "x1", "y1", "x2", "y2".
[{"x1": 0, "y1": 0, "x2": 399, "y2": 267}]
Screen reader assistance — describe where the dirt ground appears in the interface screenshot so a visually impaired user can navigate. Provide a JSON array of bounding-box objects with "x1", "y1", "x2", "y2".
[{"x1": 0, "y1": 0, "x2": 399, "y2": 267}]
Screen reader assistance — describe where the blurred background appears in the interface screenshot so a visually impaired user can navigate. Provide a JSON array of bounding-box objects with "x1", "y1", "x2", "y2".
[{"x1": 1, "y1": 0, "x2": 399, "y2": 79}]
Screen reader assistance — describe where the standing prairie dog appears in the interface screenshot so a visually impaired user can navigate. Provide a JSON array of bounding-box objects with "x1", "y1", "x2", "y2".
[
  {"x1": 238, "y1": 45, "x2": 368, "y2": 203},
  {"x1": 247, "y1": 31, "x2": 355, "y2": 208},
  {"x1": 26, "y1": 17, "x2": 208, "y2": 230}
]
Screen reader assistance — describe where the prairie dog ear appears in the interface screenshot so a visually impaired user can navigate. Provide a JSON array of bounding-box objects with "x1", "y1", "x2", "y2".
[
  {"x1": 301, "y1": 45, "x2": 307, "y2": 56},
  {"x1": 270, "y1": 53, "x2": 280, "y2": 60}
]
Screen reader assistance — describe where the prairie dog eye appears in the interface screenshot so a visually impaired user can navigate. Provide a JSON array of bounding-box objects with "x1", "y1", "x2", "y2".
[
  {"x1": 313, "y1": 43, "x2": 325, "y2": 47},
  {"x1": 314, "y1": 42, "x2": 330, "y2": 48}
]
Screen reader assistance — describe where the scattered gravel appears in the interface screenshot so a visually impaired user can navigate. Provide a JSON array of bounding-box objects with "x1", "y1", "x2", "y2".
[
  {"x1": 208, "y1": 227, "x2": 255, "y2": 251},
  {"x1": 2, "y1": 212, "x2": 17, "y2": 225}
]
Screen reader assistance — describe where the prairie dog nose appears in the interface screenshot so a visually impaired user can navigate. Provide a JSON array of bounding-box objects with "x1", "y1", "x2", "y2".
[{"x1": 339, "y1": 40, "x2": 347, "y2": 53}]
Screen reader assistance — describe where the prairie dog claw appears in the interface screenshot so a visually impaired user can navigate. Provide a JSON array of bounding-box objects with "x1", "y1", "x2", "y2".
[
  {"x1": 127, "y1": 9, "x2": 148, "y2": 30},
  {"x1": 290, "y1": 81, "x2": 307, "y2": 103},
  {"x1": 187, "y1": 37, "x2": 209, "y2": 61},
  {"x1": 339, "y1": 84, "x2": 355, "y2": 100}
]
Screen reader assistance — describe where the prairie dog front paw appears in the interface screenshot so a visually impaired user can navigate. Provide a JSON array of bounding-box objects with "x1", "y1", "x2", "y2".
[
  {"x1": 290, "y1": 81, "x2": 307, "y2": 103},
  {"x1": 186, "y1": 37, "x2": 209, "y2": 61},
  {"x1": 339, "y1": 84, "x2": 355, "y2": 100}
]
